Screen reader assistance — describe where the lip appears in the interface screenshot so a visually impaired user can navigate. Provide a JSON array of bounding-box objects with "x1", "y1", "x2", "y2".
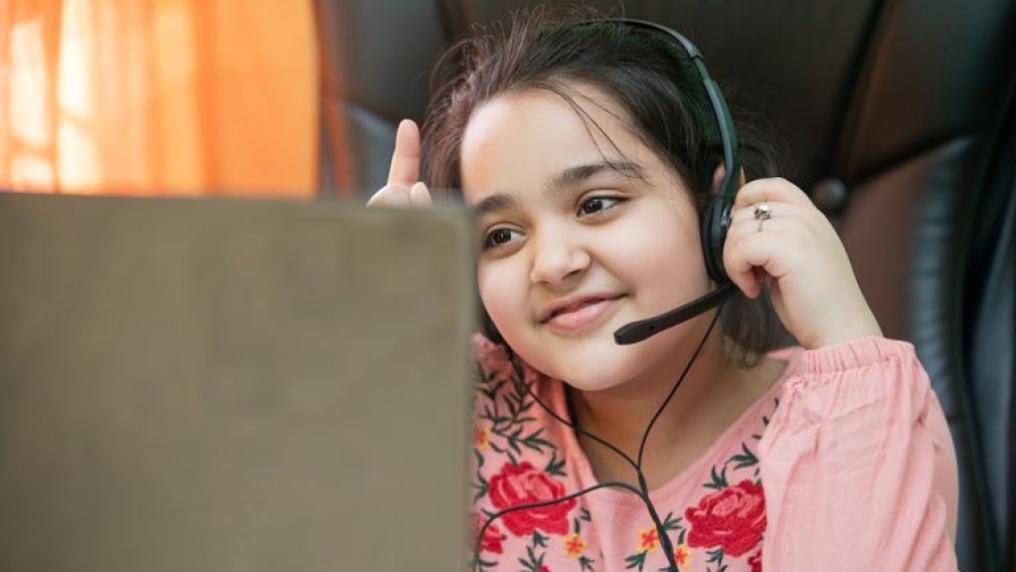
[{"x1": 541, "y1": 294, "x2": 625, "y2": 333}]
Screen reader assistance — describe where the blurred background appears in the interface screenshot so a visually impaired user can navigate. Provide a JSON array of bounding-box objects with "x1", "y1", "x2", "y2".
[
  {"x1": 1, "y1": 0, "x2": 1014, "y2": 569},
  {"x1": 1, "y1": 0, "x2": 318, "y2": 196}
]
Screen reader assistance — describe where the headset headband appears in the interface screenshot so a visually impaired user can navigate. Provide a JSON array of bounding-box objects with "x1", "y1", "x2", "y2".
[{"x1": 574, "y1": 18, "x2": 741, "y2": 206}]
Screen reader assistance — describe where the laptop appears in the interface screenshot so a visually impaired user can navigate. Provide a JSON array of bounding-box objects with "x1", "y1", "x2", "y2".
[{"x1": 0, "y1": 191, "x2": 476, "y2": 571}]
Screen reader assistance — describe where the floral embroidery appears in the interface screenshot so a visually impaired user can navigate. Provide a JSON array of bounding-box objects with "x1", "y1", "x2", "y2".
[
  {"x1": 471, "y1": 332, "x2": 780, "y2": 571},
  {"x1": 568, "y1": 509, "x2": 597, "y2": 570},
  {"x1": 472, "y1": 513, "x2": 507, "y2": 554},
  {"x1": 639, "y1": 526, "x2": 660, "y2": 553},
  {"x1": 517, "y1": 530, "x2": 552, "y2": 572},
  {"x1": 488, "y1": 461, "x2": 576, "y2": 536},
  {"x1": 563, "y1": 533, "x2": 587, "y2": 557},
  {"x1": 472, "y1": 336, "x2": 577, "y2": 570},
  {"x1": 748, "y1": 548, "x2": 763, "y2": 572},
  {"x1": 474, "y1": 424, "x2": 492, "y2": 449},
  {"x1": 674, "y1": 544, "x2": 693, "y2": 567},
  {"x1": 623, "y1": 513, "x2": 684, "y2": 571},
  {"x1": 685, "y1": 479, "x2": 766, "y2": 557}
]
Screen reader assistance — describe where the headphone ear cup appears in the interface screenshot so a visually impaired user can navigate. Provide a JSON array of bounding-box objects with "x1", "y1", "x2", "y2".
[{"x1": 700, "y1": 197, "x2": 731, "y2": 284}]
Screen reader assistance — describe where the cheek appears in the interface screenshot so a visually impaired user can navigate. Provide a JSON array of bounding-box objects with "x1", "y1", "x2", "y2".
[
  {"x1": 478, "y1": 261, "x2": 528, "y2": 333},
  {"x1": 600, "y1": 208, "x2": 708, "y2": 294}
]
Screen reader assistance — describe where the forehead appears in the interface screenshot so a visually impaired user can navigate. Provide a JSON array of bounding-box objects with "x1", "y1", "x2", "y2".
[{"x1": 459, "y1": 83, "x2": 659, "y2": 205}]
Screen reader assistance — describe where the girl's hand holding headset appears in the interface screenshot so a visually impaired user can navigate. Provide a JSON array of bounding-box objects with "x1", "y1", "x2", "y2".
[
  {"x1": 724, "y1": 177, "x2": 883, "y2": 350},
  {"x1": 366, "y1": 119, "x2": 433, "y2": 208}
]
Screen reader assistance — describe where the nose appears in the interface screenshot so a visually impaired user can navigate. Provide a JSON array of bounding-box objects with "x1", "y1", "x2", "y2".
[{"x1": 528, "y1": 226, "x2": 590, "y2": 286}]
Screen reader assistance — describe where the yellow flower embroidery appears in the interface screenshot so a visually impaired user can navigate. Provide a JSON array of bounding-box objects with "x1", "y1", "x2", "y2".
[
  {"x1": 563, "y1": 533, "x2": 587, "y2": 558},
  {"x1": 674, "y1": 544, "x2": 692, "y2": 567},
  {"x1": 638, "y1": 527, "x2": 660, "y2": 553},
  {"x1": 472, "y1": 424, "x2": 491, "y2": 449}
]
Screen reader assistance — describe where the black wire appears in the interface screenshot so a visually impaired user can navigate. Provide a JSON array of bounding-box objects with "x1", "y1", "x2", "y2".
[
  {"x1": 505, "y1": 351, "x2": 640, "y2": 472},
  {"x1": 471, "y1": 306, "x2": 725, "y2": 571},
  {"x1": 634, "y1": 309, "x2": 723, "y2": 570},
  {"x1": 507, "y1": 348, "x2": 680, "y2": 569},
  {"x1": 637, "y1": 310, "x2": 719, "y2": 469}
]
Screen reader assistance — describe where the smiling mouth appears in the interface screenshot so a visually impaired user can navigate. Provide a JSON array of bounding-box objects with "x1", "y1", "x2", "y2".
[{"x1": 543, "y1": 295, "x2": 625, "y2": 333}]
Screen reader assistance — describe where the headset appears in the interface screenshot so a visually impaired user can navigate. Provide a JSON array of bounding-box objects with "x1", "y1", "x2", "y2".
[
  {"x1": 480, "y1": 18, "x2": 741, "y2": 347},
  {"x1": 472, "y1": 17, "x2": 745, "y2": 572}
]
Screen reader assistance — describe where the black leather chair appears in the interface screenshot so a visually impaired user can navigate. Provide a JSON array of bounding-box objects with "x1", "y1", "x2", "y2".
[{"x1": 314, "y1": 1, "x2": 1016, "y2": 568}]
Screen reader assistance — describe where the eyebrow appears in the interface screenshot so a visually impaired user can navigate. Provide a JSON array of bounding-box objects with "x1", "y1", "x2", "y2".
[{"x1": 471, "y1": 160, "x2": 644, "y2": 217}]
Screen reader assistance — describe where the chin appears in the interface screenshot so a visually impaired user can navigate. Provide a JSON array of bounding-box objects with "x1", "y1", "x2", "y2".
[
  {"x1": 525, "y1": 338, "x2": 644, "y2": 393},
  {"x1": 560, "y1": 368, "x2": 631, "y2": 392},
  {"x1": 523, "y1": 317, "x2": 701, "y2": 394}
]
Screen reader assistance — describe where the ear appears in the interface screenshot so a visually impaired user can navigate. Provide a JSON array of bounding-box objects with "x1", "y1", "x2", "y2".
[{"x1": 710, "y1": 163, "x2": 747, "y2": 197}]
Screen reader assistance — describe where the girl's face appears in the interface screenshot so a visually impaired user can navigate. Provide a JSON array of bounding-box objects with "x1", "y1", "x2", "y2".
[{"x1": 460, "y1": 83, "x2": 714, "y2": 392}]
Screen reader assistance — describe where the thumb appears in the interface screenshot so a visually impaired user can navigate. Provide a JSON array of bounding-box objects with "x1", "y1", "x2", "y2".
[{"x1": 409, "y1": 181, "x2": 433, "y2": 207}]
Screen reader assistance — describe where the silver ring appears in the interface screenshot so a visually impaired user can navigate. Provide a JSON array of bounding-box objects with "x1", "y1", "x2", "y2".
[{"x1": 753, "y1": 202, "x2": 772, "y2": 232}]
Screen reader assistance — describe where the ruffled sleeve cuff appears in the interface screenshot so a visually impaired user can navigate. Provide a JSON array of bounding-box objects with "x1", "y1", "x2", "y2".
[{"x1": 794, "y1": 334, "x2": 916, "y2": 375}]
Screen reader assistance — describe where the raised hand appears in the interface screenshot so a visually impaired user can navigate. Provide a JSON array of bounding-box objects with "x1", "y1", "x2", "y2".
[{"x1": 366, "y1": 119, "x2": 433, "y2": 208}]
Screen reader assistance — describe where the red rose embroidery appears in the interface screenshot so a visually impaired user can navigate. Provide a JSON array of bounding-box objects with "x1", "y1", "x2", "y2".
[
  {"x1": 487, "y1": 462, "x2": 576, "y2": 536},
  {"x1": 685, "y1": 479, "x2": 766, "y2": 557},
  {"x1": 472, "y1": 514, "x2": 507, "y2": 554},
  {"x1": 748, "y1": 548, "x2": 763, "y2": 572}
]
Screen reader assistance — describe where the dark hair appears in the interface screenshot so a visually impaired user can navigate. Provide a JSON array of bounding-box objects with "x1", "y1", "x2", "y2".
[{"x1": 420, "y1": 5, "x2": 790, "y2": 369}]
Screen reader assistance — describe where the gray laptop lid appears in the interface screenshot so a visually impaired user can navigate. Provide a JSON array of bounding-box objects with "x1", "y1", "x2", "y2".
[{"x1": 0, "y1": 192, "x2": 475, "y2": 571}]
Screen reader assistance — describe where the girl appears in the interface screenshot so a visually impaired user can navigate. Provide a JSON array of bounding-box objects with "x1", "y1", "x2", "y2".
[{"x1": 368, "y1": 8, "x2": 958, "y2": 571}]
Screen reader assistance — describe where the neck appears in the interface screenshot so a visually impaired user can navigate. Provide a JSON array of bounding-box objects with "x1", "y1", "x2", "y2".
[{"x1": 566, "y1": 311, "x2": 747, "y2": 488}]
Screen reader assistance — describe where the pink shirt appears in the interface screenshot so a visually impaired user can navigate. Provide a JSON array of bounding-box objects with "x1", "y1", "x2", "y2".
[{"x1": 469, "y1": 334, "x2": 959, "y2": 571}]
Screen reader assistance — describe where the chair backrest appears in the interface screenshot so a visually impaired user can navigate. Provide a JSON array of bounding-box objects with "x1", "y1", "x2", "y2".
[{"x1": 315, "y1": 1, "x2": 1016, "y2": 567}]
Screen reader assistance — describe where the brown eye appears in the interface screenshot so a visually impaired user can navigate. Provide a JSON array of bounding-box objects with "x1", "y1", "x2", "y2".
[
  {"x1": 578, "y1": 196, "x2": 624, "y2": 216},
  {"x1": 482, "y1": 227, "x2": 520, "y2": 250}
]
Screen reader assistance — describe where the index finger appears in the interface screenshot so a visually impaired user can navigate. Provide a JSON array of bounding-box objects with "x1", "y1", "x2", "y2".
[{"x1": 387, "y1": 119, "x2": 421, "y2": 187}]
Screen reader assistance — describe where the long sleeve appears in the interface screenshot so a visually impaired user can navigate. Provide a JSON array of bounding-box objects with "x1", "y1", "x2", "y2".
[{"x1": 758, "y1": 336, "x2": 959, "y2": 571}]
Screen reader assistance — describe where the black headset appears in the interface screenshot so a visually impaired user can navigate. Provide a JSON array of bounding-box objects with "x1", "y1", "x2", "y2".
[{"x1": 480, "y1": 18, "x2": 742, "y2": 347}]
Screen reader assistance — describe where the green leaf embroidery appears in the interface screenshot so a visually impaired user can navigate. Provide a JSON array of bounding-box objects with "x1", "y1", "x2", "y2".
[
  {"x1": 521, "y1": 428, "x2": 553, "y2": 453},
  {"x1": 505, "y1": 392, "x2": 519, "y2": 419},
  {"x1": 472, "y1": 480, "x2": 488, "y2": 503},
  {"x1": 545, "y1": 452, "x2": 567, "y2": 477},
  {"x1": 518, "y1": 542, "x2": 547, "y2": 572},
  {"x1": 573, "y1": 504, "x2": 592, "y2": 534},
  {"x1": 624, "y1": 550, "x2": 648, "y2": 571},
  {"x1": 660, "y1": 512, "x2": 683, "y2": 532},
  {"x1": 704, "y1": 465, "x2": 729, "y2": 490},
  {"x1": 729, "y1": 443, "x2": 758, "y2": 469}
]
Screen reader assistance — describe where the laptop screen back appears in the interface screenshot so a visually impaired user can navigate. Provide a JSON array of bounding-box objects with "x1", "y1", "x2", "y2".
[{"x1": 0, "y1": 192, "x2": 476, "y2": 571}]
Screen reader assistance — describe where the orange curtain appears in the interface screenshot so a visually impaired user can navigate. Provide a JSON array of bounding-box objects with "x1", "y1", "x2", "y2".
[{"x1": 0, "y1": 0, "x2": 318, "y2": 196}]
